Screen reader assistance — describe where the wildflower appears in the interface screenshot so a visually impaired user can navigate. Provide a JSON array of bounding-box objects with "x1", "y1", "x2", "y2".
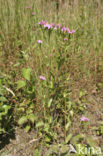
[
  {"x1": 80, "y1": 116, "x2": 89, "y2": 122},
  {"x1": 68, "y1": 29, "x2": 75, "y2": 34},
  {"x1": 64, "y1": 38, "x2": 68, "y2": 41},
  {"x1": 38, "y1": 20, "x2": 47, "y2": 26},
  {"x1": 44, "y1": 23, "x2": 52, "y2": 29},
  {"x1": 50, "y1": 23, "x2": 55, "y2": 27},
  {"x1": 66, "y1": 28, "x2": 70, "y2": 33},
  {"x1": 56, "y1": 24, "x2": 61, "y2": 29},
  {"x1": 32, "y1": 12, "x2": 35, "y2": 15},
  {"x1": 71, "y1": 29, "x2": 75, "y2": 34},
  {"x1": 40, "y1": 75, "x2": 46, "y2": 80},
  {"x1": 26, "y1": 6, "x2": 31, "y2": 9},
  {"x1": 61, "y1": 26, "x2": 67, "y2": 32},
  {"x1": 49, "y1": 53, "x2": 52, "y2": 56},
  {"x1": 37, "y1": 40, "x2": 43, "y2": 44}
]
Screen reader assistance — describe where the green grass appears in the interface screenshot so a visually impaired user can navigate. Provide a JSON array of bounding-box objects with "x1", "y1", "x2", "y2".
[{"x1": 0, "y1": 0, "x2": 103, "y2": 155}]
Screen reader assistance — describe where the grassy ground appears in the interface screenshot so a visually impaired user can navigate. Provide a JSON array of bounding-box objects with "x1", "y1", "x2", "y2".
[{"x1": 0, "y1": 0, "x2": 103, "y2": 155}]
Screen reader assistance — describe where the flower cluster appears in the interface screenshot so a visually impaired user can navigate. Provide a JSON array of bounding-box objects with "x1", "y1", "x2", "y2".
[
  {"x1": 38, "y1": 20, "x2": 75, "y2": 34},
  {"x1": 38, "y1": 20, "x2": 55, "y2": 30}
]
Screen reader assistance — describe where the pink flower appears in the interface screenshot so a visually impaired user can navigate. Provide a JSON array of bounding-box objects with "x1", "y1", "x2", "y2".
[
  {"x1": 56, "y1": 24, "x2": 61, "y2": 29},
  {"x1": 71, "y1": 29, "x2": 75, "y2": 33},
  {"x1": 64, "y1": 38, "x2": 68, "y2": 41},
  {"x1": 80, "y1": 116, "x2": 89, "y2": 122},
  {"x1": 32, "y1": 12, "x2": 35, "y2": 15},
  {"x1": 50, "y1": 23, "x2": 55, "y2": 27},
  {"x1": 38, "y1": 20, "x2": 47, "y2": 26},
  {"x1": 40, "y1": 75, "x2": 46, "y2": 80},
  {"x1": 44, "y1": 23, "x2": 52, "y2": 29},
  {"x1": 49, "y1": 53, "x2": 52, "y2": 56},
  {"x1": 66, "y1": 28, "x2": 70, "y2": 33},
  {"x1": 37, "y1": 40, "x2": 43, "y2": 44},
  {"x1": 61, "y1": 26, "x2": 67, "y2": 32},
  {"x1": 26, "y1": 6, "x2": 31, "y2": 9},
  {"x1": 68, "y1": 29, "x2": 75, "y2": 34}
]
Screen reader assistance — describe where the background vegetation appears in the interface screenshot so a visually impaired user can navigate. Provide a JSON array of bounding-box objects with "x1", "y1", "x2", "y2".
[{"x1": 0, "y1": 0, "x2": 103, "y2": 155}]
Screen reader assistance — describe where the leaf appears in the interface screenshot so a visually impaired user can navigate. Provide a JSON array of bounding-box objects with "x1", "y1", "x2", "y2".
[
  {"x1": 18, "y1": 116, "x2": 28, "y2": 125},
  {"x1": 25, "y1": 125, "x2": 31, "y2": 133},
  {"x1": 44, "y1": 123, "x2": 50, "y2": 132},
  {"x1": 48, "y1": 98, "x2": 53, "y2": 108},
  {"x1": 3, "y1": 105, "x2": 11, "y2": 114},
  {"x1": 33, "y1": 149, "x2": 40, "y2": 156},
  {"x1": 45, "y1": 135, "x2": 51, "y2": 142},
  {"x1": 17, "y1": 107, "x2": 25, "y2": 112},
  {"x1": 28, "y1": 114, "x2": 36, "y2": 124},
  {"x1": 0, "y1": 96, "x2": 7, "y2": 102},
  {"x1": 100, "y1": 126, "x2": 103, "y2": 134},
  {"x1": 17, "y1": 80, "x2": 26, "y2": 90},
  {"x1": 86, "y1": 136, "x2": 98, "y2": 147},
  {"x1": 50, "y1": 81, "x2": 53, "y2": 89},
  {"x1": 36, "y1": 121, "x2": 44, "y2": 128},
  {"x1": 65, "y1": 122, "x2": 71, "y2": 131},
  {"x1": 22, "y1": 68, "x2": 32, "y2": 81},
  {"x1": 0, "y1": 128, "x2": 5, "y2": 134},
  {"x1": 60, "y1": 145, "x2": 69, "y2": 154},
  {"x1": 70, "y1": 110, "x2": 74, "y2": 117},
  {"x1": 0, "y1": 87, "x2": 5, "y2": 95},
  {"x1": 50, "y1": 145, "x2": 60, "y2": 153},
  {"x1": 71, "y1": 134, "x2": 84, "y2": 144},
  {"x1": 65, "y1": 133, "x2": 72, "y2": 143}
]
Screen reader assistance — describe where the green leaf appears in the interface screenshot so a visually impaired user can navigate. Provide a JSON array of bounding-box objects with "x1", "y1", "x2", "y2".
[
  {"x1": 0, "y1": 128, "x2": 5, "y2": 134},
  {"x1": 33, "y1": 149, "x2": 40, "y2": 156},
  {"x1": 48, "y1": 98, "x2": 53, "y2": 108},
  {"x1": 50, "y1": 81, "x2": 53, "y2": 89},
  {"x1": 86, "y1": 136, "x2": 98, "y2": 147},
  {"x1": 45, "y1": 135, "x2": 51, "y2": 142},
  {"x1": 22, "y1": 68, "x2": 32, "y2": 81},
  {"x1": 100, "y1": 126, "x2": 103, "y2": 134},
  {"x1": 79, "y1": 91, "x2": 84, "y2": 97},
  {"x1": 25, "y1": 125, "x2": 31, "y2": 133},
  {"x1": 0, "y1": 96, "x2": 7, "y2": 102},
  {"x1": 70, "y1": 110, "x2": 74, "y2": 117},
  {"x1": 17, "y1": 107, "x2": 25, "y2": 112},
  {"x1": 28, "y1": 114, "x2": 36, "y2": 124},
  {"x1": 17, "y1": 80, "x2": 26, "y2": 90},
  {"x1": 36, "y1": 121, "x2": 44, "y2": 128},
  {"x1": 65, "y1": 122, "x2": 71, "y2": 131},
  {"x1": 65, "y1": 133, "x2": 72, "y2": 143},
  {"x1": 18, "y1": 116, "x2": 28, "y2": 125},
  {"x1": 71, "y1": 134, "x2": 84, "y2": 144},
  {"x1": 60, "y1": 145, "x2": 68, "y2": 154},
  {"x1": 50, "y1": 145, "x2": 59, "y2": 153},
  {"x1": 3, "y1": 105, "x2": 11, "y2": 114},
  {"x1": 0, "y1": 87, "x2": 5, "y2": 95}
]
